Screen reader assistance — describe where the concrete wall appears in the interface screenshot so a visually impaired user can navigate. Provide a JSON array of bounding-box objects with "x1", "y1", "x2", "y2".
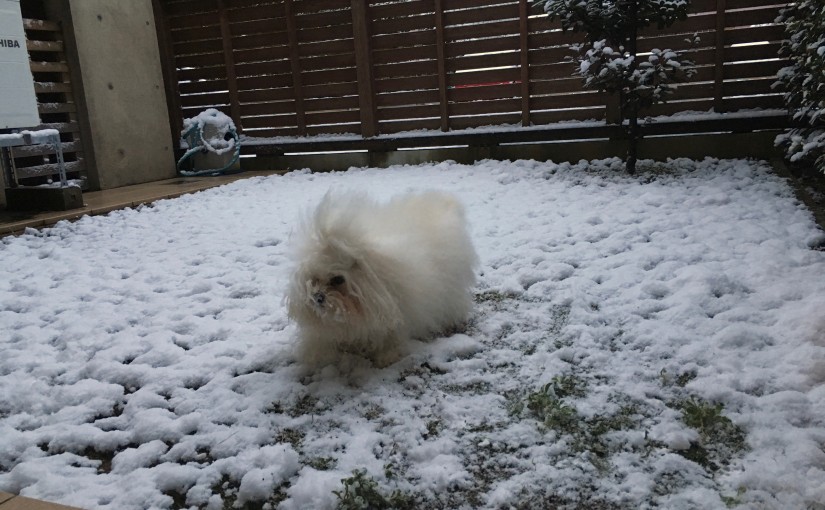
[{"x1": 57, "y1": 0, "x2": 175, "y2": 190}]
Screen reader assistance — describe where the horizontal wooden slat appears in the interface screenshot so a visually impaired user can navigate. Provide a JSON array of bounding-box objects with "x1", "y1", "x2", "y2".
[
  {"x1": 445, "y1": 0, "x2": 519, "y2": 11},
  {"x1": 227, "y1": 3, "x2": 284, "y2": 23},
  {"x1": 450, "y1": 82, "x2": 520, "y2": 102},
  {"x1": 378, "y1": 117, "x2": 442, "y2": 134},
  {"x1": 239, "y1": 87, "x2": 295, "y2": 104},
  {"x1": 30, "y1": 61, "x2": 70, "y2": 73},
  {"x1": 27, "y1": 40, "x2": 63, "y2": 52},
  {"x1": 174, "y1": 38, "x2": 223, "y2": 55},
  {"x1": 34, "y1": 82, "x2": 72, "y2": 94},
  {"x1": 23, "y1": 18, "x2": 60, "y2": 31},
  {"x1": 448, "y1": 50, "x2": 520, "y2": 73},
  {"x1": 371, "y1": 0, "x2": 435, "y2": 21},
  {"x1": 445, "y1": 19, "x2": 520, "y2": 42},
  {"x1": 373, "y1": 45, "x2": 438, "y2": 65},
  {"x1": 726, "y1": 0, "x2": 790, "y2": 10},
  {"x1": 236, "y1": 73, "x2": 293, "y2": 90},
  {"x1": 241, "y1": 126, "x2": 302, "y2": 137},
  {"x1": 293, "y1": 0, "x2": 351, "y2": 15},
  {"x1": 38, "y1": 102, "x2": 76, "y2": 114},
  {"x1": 234, "y1": 60, "x2": 292, "y2": 78},
  {"x1": 376, "y1": 89, "x2": 440, "y2": 108},
  {"x1": 176, "y1": 51, "x2": 224, "y2": 68},
  {"x1": 169, "y1": 25, "x2": 222, "y2": 43},
  {"x1": 378, "y1": 103, "x2": 441, "y2": 121},
  {"x1": 374, "y1": 59, "x2": 438, "y2": 80},
  {"x1": 725, "y1": 7, "x2": 785, "y2": 28},
  {"x1": 17, "y1": 160, "x2": 85, "y2": 179},
  {"x1": 444, "y1": 3, "x2": 519, "y2": 27},
  {"x1": 305, "y1": 123, "x2": 361, "y2": 136},
  {"x1": 11, "y1": 141, "x2": 81, "y2": 158},
  {"x1": 164, "y1": 0, "x2": 218, "y2": 17},
  {"x1": 374, "y1": 74, "x2": 441, "y2": 94},
  {"x1": 241, "y1": 114, "x2": 298, "y2": 129},
  {"x1": 303, "y1": 81, "x2": 359, "y2": 99},
  {"x1": 180, "y1": 91, "x2": 230, "y2": 108},
  {"x1": 305, "y1": 109, "x2": 361, "y2": 125},
  {"x1": 372, "y1": 12, "x2": 435, "y2": 34},
  {"x1": 448, "y1": 68, "x2": 520, "y2": 88},
  {"x1": 234, "y1": 46, "x2": 291, "y2": 64},
  {"x1": 168, "y1": 11, "x2": 220, "y2": 30},
  {"x1": 179, "y1": 79, "x2": 228, "y2": 95},
  {"x1": 450, "y1": 112, "x2": 523, "y2": 130},
  {"x1": 177, "y1": 65, "x2": 227, "y2": 81},
  {"x1": 372, "y1": 30, "x2": 435, "y2": 51},
  {"x1": 531, "y1": 107, "x2": 605, "y2": 125}
]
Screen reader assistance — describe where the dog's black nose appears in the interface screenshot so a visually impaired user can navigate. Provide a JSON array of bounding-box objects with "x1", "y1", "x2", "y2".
[{"x1": 313, "y1": 292, "x2": 325, "y2": 305}]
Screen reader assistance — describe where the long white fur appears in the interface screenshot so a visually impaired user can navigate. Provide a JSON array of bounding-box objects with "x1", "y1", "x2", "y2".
[{"x1": 286, "y1": 190, "x2": 478, "y2": 366}]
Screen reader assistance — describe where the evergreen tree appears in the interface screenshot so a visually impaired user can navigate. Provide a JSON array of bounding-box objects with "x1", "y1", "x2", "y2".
[
  {"x1": 535, "y1": 0, "x2": 696, "y2": 173},
  {"x1": 775, "y1": 0, "x2": 825, "y2": 174}
]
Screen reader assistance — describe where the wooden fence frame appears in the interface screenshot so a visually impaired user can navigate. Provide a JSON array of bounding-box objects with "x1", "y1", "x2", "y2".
[
  {"x1": 153, "y1": 0, "x2": 791, "y2": 154},
  {"x1": 6, "y1": 14, "x2": 86, "y2": 184}
]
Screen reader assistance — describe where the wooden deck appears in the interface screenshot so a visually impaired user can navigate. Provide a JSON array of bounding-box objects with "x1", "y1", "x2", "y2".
[
  {"x1": 0, "y1": 492, "x2": 81, "y2": 510},
  {"x1": 0, "y1": 171, "x2": 277, "y2": 237}
]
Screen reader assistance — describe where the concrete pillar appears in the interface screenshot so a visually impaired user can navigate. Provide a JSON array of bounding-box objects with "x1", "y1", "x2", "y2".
[{"x1": 54, "y1": 0, "x2": 175, "y2": 190}]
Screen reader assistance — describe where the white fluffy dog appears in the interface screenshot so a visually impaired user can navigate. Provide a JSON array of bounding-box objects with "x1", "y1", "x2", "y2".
[{"x1": 286, "y1": 190, "x2": 478, "y2": 367}]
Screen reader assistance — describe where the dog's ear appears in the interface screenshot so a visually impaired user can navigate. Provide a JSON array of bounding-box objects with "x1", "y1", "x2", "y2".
[{"x1": 348, "y1": 248, "x2": 403, "y2": 327}]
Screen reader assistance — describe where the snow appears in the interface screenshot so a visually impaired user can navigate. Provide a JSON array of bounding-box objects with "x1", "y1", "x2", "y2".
[
  {"x1": 0, "y1": 129, "x2": 60, "y2": 146},
  {"x1": 181, "y1": 109, "x2": 236, "y2": 155},
  {"x1": 1, "y1": 158, "x2": 824, "y2": 509}
]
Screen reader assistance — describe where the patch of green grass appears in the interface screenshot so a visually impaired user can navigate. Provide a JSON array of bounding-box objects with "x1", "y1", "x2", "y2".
[
  {"x1": 82, "y1": 447, "x2": 115, "y2": 474},
  {"x1": 513, "y1": 375, "x2": 587, "y2": 426},
  {"x1": 526, "y1": 384, "x2": 578, "y2": 431},
  {"x1": 305, "y1": 456, "x2": 337, "y2": 471},
  {"x1": 671, "y1": 397, "x2": 747, "y2": 472},
  {"x1": 675, "y1": 371, "x2": 697, "y2": 387},
  {"x1": 289, "y1": 394, "x2": 320, "y2": 417},
  {"x1": 517, "y1": 382, "x2": 643, "y2": 469},
  {"x1": 551, "y1": 374, "x2": 587, "y2": 399},
  {"x1": 475, "y1": 290, "x2": 513, "y2": 303},
  {"x1": 547, "y1": 304, "x2": 571, "y2": 336},
  {"x1": 363, "y1": 404, "x2": 384, "y2": 421},
  {"x1": 265, "y1": 401, "x2": 284, "y2": 414},
  {"x1": 276, "y1": 428, "x2": 305, "y2": 450},
  {"x1": 266, "y1": 394, "x2": 323, "y2": 417},
  {"x1": 208, "y1": 476, "x2": 288, "y2": 510},
  {"x1": 397, "y1": 362, "x2": 445, "y2": 383},
  {"x1": 425, "y1": 419, "x2": 441, "y2": 438},
  {"x1": 334, "y1": 469, "x2": 415, "y2": 510},
  {"x1": 659, "y1": 368, "x2": 697, "y2": 388},
  {"x1": 441, "y1": 381, "x2": 492, "y2": 395},
  {"x1": 721, "y1": 487, "x2": 747, "y2": 508}
]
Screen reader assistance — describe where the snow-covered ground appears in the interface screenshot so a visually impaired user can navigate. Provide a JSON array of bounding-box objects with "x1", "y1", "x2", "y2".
[{"x1": 1, "y1": 158, "x2": 824, "y2": 510}]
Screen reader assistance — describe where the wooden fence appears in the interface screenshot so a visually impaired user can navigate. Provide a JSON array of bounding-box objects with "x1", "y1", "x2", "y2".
[
  {"x1": 154, "y1": 0, "x2": 789, "y2": 144},
  {"x1": 10, "y1": 6, "x2": 85, "y2": 184}
]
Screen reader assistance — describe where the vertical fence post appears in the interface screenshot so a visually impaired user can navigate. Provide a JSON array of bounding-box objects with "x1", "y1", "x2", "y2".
[
  {"x1": 435, "y1": 0, "x2": 449, "y2": 132},
  {"x1": 351, "y1": 0, "x2": 377, "y2": 137},
  {"x1": 151, "y1": 0, "x2": 183, "y2": 149},
  {"x1": 519, "y1": 0, "x2": 530, "y2": 127},
  {"x1": 284, "y1": 0, "x2": 306, "y2": 136},
  {"x1": 217, "y1": 0, "x2": 242, "y2": 132},
  {"x1": 713, "y1": 0, "x2": 726, "y2": 112}
]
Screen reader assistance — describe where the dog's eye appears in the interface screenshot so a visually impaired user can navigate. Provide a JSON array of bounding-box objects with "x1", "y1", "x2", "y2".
[{"x1": 329, "y1": 275, "x2": 345, "y2": 286}]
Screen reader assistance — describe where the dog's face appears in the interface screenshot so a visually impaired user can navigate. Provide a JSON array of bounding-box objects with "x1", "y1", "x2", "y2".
[
  {"x1": 287, "y1": 241, "x2": 365, "y2": 324},
  {"x1": 286, "y1": 232, "x2": 404, "y2": 334}
]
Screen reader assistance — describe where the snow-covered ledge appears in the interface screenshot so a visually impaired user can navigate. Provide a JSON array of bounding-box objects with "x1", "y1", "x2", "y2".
[
  {"x1": 2, "y1": 129, "x2": 83, "y2": 211},
  {"x1": 238, "y1": 110, "x2": 790, "y2": 156}
]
